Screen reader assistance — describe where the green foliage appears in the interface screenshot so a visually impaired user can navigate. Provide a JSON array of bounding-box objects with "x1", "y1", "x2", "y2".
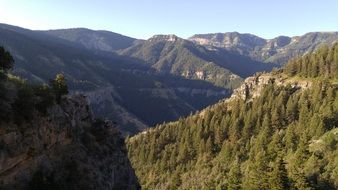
[
  {"x1": 0, "y1": 46, "x2": 14, "y2": 73},
  {"x1": 0, "y1": 48, "x2": 69, "y2": 123},
  {"x1": 50, "y1": 74, "x2": 69, "y2": 103},
  {"x1": 1, "y1": 76, "x2": 66, "y2": 124},
  {"x1": 33, "y1": 84, "x2": 55, "y2": 114},
  {"x1": 127, "y1": 48, "x2": 338, "y2": 189},
  {"x1": 13, "y1": 84, "x2": 36, "y2": 122},
  {"x1": 227, "y1": 159, "x2": 242, "y2": 190},
  {"x1": 284, "y1": 44, "x2": 338, "y2": 79},
  {"x1": 269, "y1": 155, "x2": 290, "y2": 190}
]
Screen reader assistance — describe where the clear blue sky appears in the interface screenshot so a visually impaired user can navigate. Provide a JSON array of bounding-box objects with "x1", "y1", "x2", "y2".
[{"x1": 0, "y1": 0, "x2": 337, "y2": 39}]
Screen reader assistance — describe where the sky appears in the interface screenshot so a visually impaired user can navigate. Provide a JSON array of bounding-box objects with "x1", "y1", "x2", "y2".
[{"x1": 0, "y1": 0, "x2": 337, "y2": 39}]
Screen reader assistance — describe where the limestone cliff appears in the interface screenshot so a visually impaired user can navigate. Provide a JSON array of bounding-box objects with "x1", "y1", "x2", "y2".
[
  {"x1": 226, "y1": 72, "x2": 312, "y2": 102},
  {"x1": 0, "y1": 94, "x2": 140, "y2": 190}
]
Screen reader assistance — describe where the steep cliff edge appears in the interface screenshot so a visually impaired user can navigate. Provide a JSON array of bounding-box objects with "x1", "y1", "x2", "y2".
[
  {"x1": 0, "y1": 94, "x2": 140, "y2": 190},
  {"x1": 226, "y1": 72, "x2": 312, "y2": 102}
]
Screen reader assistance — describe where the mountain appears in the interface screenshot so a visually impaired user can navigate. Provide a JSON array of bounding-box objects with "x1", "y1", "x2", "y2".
[
  {"x1": 0, "y1": 24, "x2": 232, "y2": 135},
  {"x1": 0, "y1": 76, "x2": 140, "y2": 189},
  {"x1": 127, "y1": 44, "x2": 338, "y2": 189},
  {"x1": 43, "y1": 28, "x2": 136, "y2": 52},
  {"x1": 119, "y1": 34, "x2": 274, "y2": 88},
  {"x1": 189, "y1": 32, "x2": 338, "y2": 65}
]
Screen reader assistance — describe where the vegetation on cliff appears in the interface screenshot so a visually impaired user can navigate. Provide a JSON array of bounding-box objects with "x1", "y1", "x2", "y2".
[{"x1": 0, "y1": 48, "x2": 140, "y2": 190}]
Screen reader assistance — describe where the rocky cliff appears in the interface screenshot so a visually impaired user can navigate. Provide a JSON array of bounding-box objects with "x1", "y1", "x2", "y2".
[
  {"x1": 189, "y1": 32, "x2": 338, "y2": 65},
  {"x1": 0, "y1": 94, "x2": 140, "y2": 190},
  {"x1": 226, "y1": 72, "x2": 312, "y2": 102}
]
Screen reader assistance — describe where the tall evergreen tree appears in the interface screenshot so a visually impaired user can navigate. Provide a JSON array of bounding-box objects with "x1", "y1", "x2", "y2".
[{"x1": 269, "y1": 155, "x2": 290, "y2": 190}]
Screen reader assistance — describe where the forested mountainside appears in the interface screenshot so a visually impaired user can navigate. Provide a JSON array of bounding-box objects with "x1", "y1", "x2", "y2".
[
  {"x1": 0, "y1": 24, "x2": 235, "y2": 134},
  {"x1": 118, "y1": 34, "x2": 272, "y2": 88},
  {"x1": 0, "y1": 56, "x2": 140, "y2": 189},
  {"x1": 189, "y1": 32, "x2": 338, "y2": 65},
  {"x1": 127, "y1": 44, "x2": 338, "y2": 190}
]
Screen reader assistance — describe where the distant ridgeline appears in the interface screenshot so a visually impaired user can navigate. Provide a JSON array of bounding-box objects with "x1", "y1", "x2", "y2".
[{"x1": 127, "y1": 44, "x2": 338, "y2": 189}]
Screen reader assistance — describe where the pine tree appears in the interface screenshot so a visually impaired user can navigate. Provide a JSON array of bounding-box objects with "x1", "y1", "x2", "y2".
[
  {"x1": 269, "y1": 155, "x2": 290, "y2": 190},
  {"x1": 205, "y1": 136, "x2": 213, "y2": 154},
  {"x1": 227, "y1": 159, "x2": 242, "y2": 190},
  {"x1": 243, "y1": 150, "x2": 270, "y2": 190},
  {"x1": 50, "y1": 74, "x2": 69, "y2": 103},
  {"x1": 0, "y1": 46, "x2": 14, "y2": 74},
  {"x1": 286, "y1": 94, "x2": 298, "y2": 123}
]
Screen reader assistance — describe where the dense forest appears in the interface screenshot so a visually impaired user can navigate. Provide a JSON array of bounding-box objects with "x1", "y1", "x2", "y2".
[
  {"x1": 284, "y1": 44, "x2": 338, "y2": 79},
  {"x1": 127, "y1": 45, "x2": 338, "y2": 189}
]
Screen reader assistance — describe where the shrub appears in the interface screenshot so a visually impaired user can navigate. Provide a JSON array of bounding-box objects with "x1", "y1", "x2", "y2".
[
  {"x1": 0, "y1": 46, "x2": 14, "y2": 73},
  {"x1": 33, "y1": 85, "x2": 55, "y2": 115},
  {"x1": 13, "y1": 85, "x2": 36, "y2": 123},
  {"x1": 50, "y1": 74, "x2": 68, "y2": 103}
]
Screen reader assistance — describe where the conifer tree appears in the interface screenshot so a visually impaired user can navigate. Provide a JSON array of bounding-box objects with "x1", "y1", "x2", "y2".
[
  {"x1": 50, "y1": 74, "x2": 69, "y2": 103},
  {"x1": 0, "y1": 46, "x2": 14, "y2": 74},
  {"x1": 227, "y1": 159, "x2": 242, "y2": 190},
  {"x1": 269, "y1": 155, "x2": 290, "y2": 190}
]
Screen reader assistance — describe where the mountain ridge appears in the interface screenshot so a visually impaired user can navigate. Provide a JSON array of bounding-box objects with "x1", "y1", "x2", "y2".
[
  {"x1": 189, "y1": 31, "x2": 338, "y2": 65},
  {"x1": 0, "y1": 24, "x2": 234, "y2": 135},
  {"x1": 1, "y1": 23, "x2": 336, "y2": 135},
  {"x1": 118, "y1": 34, "x2": 273, "y2": 88},
  {"x1": 43, "y1": 27, "x2": 137, "y2": 52}
]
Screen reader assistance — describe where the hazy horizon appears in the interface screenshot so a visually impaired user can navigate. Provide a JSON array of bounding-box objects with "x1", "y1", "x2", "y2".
[
  {"x1": 1, "y1": 22, "x2": 338, "y2": 41},
  {"x1": 1, "y1": 0, "x2": 337, "y2": 39}
]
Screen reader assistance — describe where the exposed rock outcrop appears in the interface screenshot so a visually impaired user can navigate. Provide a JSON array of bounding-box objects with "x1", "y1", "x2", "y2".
[
  {"x1": 189, "y1": 32, "x2": 338, "y2": 65},
  {"x1": 226, "y1": 73, "x2": 312, "y2": 102},
  {"x1": 0, "y1": 95, "x2": 140, "y2": 190}
]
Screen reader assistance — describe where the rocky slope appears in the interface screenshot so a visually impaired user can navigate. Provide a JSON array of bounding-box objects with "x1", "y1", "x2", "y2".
[
  {"x1": 0, "y1": 94, "x2": 140, "y2": 190},
  {"x1": 189, "y1": 32, "x2": 338, "y2": 64},
  {"x1": 118, "y1": 35, "x2": 242, "y2": 88},
  {"x1": 43, "y1": 28, "x2": 136, "y2": 52},
  {"x1": 118, "y1": 34, "x2": 273, "y2": 88},
  {"x1": 226, "y1": 72, "x2": 312, "y2": 102}
]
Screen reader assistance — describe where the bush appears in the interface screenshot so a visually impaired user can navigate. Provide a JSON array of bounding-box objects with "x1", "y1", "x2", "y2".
[
  {"x1": 0, "y1": 46, "x2": 14, "y2": 73},
  {"x1": 0, "y1": 81, "x2": 6, "y2": 100},
  {"x1": 50, "y1": 74, "x2": 68, "y2": 103},
  {"x1": 33, "y1": 85, "x2": 55, "y2": 115},
  {"x1": 13, "y1": 85, "x2": 36, "y2": 123}
]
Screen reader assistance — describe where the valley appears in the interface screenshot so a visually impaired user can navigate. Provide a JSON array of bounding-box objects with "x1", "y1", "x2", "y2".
[
  {"x1": 0, "y1": 18, "x2": 337, "y2": 189},
  {"x1": 1, "y1": 23, "x2": 337, "y2": 135}
]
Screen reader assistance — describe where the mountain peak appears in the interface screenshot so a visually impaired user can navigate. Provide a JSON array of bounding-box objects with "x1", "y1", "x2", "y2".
[{"x1": 149, "y1": 34, "x2": 180, "y2": 42}]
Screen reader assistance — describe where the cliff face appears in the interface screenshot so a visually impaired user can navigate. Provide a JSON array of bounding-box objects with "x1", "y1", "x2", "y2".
[
  {"x1": 189, "y1": 32, "x2": 338, "y2": 65},
  {"x1": 0, "y1": 94, "x2": 140, "y2": 190},
  {"x1": 226, "y1": 72, "x2": 312, "y2": 102}
]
